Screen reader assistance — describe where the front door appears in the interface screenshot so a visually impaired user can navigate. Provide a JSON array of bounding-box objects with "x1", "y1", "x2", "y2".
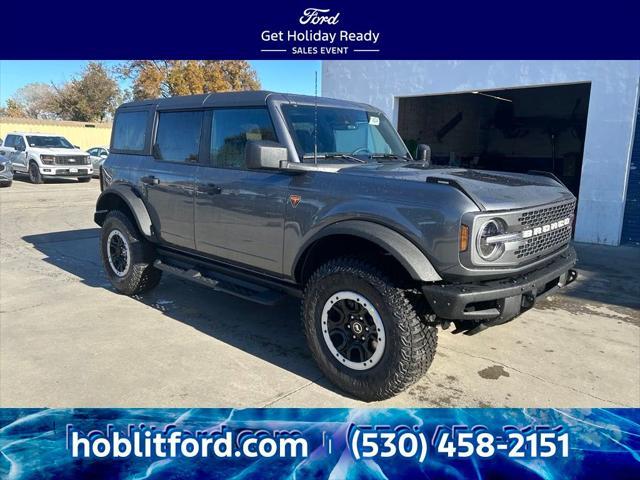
[
  {"x1": 141, "y1": 109, "x2": 205, "y2": 250},
  {"x1": 194, "y1": 107, "x2": 288, "y2": 275},
  {"x1": 12, "y1": 136, "x2": 28, "y2": 171}
]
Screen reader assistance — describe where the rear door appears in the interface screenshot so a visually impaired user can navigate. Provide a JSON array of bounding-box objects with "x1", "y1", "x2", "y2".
[
  {"x1": 194, "y1": 107, "x2": 289, "y2": 274},
  {"x1": 142, "y1": 109, "x2": 205, "y2": 250}
]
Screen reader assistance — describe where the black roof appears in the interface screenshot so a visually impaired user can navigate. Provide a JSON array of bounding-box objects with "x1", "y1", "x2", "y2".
[{"x1": 117, "y1": 90, "x2": 377, "y2": 112}]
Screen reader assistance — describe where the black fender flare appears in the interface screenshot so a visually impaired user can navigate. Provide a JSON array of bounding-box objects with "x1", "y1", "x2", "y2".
[
  {"x1": 296, "y1": 220, "x2": 442, "y2": 282},
  {"x1": 94, "y1": 184, "x2": 154, "y2": 238}
]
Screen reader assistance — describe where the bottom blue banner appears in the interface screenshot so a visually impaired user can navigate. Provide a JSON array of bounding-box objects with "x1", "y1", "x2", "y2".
[{"x1": 1, "y1": 408, "x2": 638, "y2": 478}]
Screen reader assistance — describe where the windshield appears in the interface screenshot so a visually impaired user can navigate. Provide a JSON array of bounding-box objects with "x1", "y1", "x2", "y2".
[
  {"x1": 26, "y1": 136, "x2": 74, "y2": 149},
  {"x1": 282, "y1": 105, "x2": 409, "y2": 161}
]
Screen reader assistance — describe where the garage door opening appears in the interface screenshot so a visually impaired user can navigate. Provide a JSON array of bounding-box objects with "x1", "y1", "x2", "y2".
[{"x1": 397, "y1": 83, "x2": 591, "y2": 197}]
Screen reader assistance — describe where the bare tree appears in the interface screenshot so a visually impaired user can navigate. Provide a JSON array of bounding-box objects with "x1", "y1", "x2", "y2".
[{"x1": 6, "y1": 83, "x2": 56, "y2": 119}]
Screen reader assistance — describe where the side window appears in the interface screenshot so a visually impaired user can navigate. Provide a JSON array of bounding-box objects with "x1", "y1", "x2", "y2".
[
  {"x1": 87, "y1": 148, "x2": 98, "y2": 156},
  {"x1": 112, "y1": 110, "x2": 148, "y2": 152},
  {"x1": 4, "y1": 135, "x2": 16, "y2": 148},
  {"x1": 210, "y1": 108, "x2": 276, "y2": 169},
  {"x1": 15, "y1": 136, "x2": 26, "y2": 149},
  {"x1": 154, "y1": 110, "x2": 203, "y2": 163}
]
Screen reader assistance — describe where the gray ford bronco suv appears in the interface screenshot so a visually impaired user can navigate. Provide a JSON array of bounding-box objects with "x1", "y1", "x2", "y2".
[{"x1": 95, "y1": 91, "x2": 577, "y2": 400}]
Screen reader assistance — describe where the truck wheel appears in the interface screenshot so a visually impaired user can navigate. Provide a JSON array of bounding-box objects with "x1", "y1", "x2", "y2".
[
  {"x1": 78, "y1": 176, "x2": 91, "y2": 183},
  {"x1": 100, "y1": 210, "x2": 162, "y2": 295},
  {"x1": 302, "y1": 257, "x2": 437, "y2": 401},
  {"x1": 28, "y1": 162, "x2": 43, "y2": 184},
  {"x1": 0, "y1": 181, "x2": 11, "y2": 188}
]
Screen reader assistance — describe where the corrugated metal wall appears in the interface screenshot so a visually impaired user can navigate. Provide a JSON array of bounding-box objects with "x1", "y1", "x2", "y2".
[
  {"x1": 0, "y1": 117, "x2": 111, "y2": 151},
  {"x1": 621, "y1": 105, "x2": 640, "y2": 245}
]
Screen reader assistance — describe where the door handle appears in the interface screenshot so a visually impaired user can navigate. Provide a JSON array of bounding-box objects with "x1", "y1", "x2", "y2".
[{"x1": 141, "y1": 175, "x2": 160, "y2": 185}]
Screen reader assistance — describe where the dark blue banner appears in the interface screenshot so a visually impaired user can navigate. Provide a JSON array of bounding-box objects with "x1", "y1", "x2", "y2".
[
  {"x1": 2, "y1": 1, "x2": 639, "y2": 59},
  {"x1": 1, "y1": 408, "x2": 639, "y2": 478}
]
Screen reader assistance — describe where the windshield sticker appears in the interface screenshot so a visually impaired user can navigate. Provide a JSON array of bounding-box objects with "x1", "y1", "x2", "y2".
[{"x1": 369, "y1": 116, "x2": 380, "y2": 126}]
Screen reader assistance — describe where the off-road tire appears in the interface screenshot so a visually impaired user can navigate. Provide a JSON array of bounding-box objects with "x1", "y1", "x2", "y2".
[
  {"x1": 302, "y1": 257, "x2": 438, "y2": 401},
  {"x1": 100, "y1": 210, "x2": 162, "y2": 295},
  {"x1": 28, "y1": 162, "x2": 43, "y2": 184},
  {"x1": 78, "y1": 176, "x2": 91, "y2": 183}
]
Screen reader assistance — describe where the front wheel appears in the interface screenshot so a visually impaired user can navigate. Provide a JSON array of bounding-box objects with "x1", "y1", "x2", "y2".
[
  {"x1": 302, "y1": 257, "x2": 438, "y2": 401},
  {"x1": 100, "y1": 210, "x2": 162, "y2": 295},
  {"x1": 28, "y1": 162, "x2": 43, "y2": 184}
]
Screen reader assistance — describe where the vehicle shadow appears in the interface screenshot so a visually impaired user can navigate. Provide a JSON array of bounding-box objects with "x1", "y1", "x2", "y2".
[
  {"x1": 22, "y1": 229, "x2": 335, "y2": 397},
  {"x1": 560, "y1": 243, "x2": 640, "y2": 311},
  {"x1": 13, "y1": 175, "x2": 84, "y2": 185}
]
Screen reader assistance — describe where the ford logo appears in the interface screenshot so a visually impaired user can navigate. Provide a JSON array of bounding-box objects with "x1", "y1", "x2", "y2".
[{"x1": 299, "y1": 8, "x2": 340, "y2": 25}]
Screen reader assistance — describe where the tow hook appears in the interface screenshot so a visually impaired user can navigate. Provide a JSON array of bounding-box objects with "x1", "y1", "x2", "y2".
[{"x1": 559, "y1": 269, "x2": 578, "y2": 287}]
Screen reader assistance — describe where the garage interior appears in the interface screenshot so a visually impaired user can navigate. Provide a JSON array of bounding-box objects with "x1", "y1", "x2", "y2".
[{"x1": 397, "y1": 83, "x2": 591, "y2": 197}]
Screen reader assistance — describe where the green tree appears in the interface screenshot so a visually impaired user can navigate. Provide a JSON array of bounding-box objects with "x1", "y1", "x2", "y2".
[
  {"x1": 118, "y1": 60, "x2": 261, "y2": 100},
  {"x1": 52, "y1": 62, "x2": 121, "y2": 122}
]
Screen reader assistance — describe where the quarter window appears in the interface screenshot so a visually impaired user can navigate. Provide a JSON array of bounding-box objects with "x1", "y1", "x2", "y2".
[
  {"x1": 154, "y1": 111, "x2": 204, "y2": 163},
  {"x1": 210, "y1": 108, "x2": 276, "y2": 169},
  {"x1": 112, "y1": 110, "x2": 148, "y2": 152}
]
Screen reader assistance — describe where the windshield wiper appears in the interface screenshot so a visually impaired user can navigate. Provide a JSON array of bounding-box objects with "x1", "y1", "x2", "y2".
[
  {"x1": 302, "y1": 153, "x2": 367, "y2": 163},
  {"x1": 369, "y1": 153, "x2": 408, "y2": 161}
]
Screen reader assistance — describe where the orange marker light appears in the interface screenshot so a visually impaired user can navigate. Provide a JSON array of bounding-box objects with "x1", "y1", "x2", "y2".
[{"x1": 459, "y1": 224, "x2": 469, "y2": 252}]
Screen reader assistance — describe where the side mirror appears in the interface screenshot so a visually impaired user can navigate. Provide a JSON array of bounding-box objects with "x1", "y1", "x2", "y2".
[
  {"x1": 15, "y1": 144, "x2": 25, "y2": 152},
  {"x1": 416, "y1": 144, "x2": 431, "y2": 164},
  {"x1": 245, "y1": 140, "x2": 288, "y2": 170}
]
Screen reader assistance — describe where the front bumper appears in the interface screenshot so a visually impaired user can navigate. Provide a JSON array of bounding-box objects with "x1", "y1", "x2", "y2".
[
  {"x1": 41, "y1": 166, "x2": 92, "y2": 177},
  {"x1": 422, "y1": 246, "x2": 577, "y2": 334}
]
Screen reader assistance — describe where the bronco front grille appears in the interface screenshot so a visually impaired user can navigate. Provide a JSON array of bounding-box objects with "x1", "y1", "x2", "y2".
[
  {"x1": 517, "y1": 200, "x2": 576, "y2": 228},
  {"x1": 55, "y1": 155, "x2": 88, "y2": 165},
  {"x1": 515, "y1": 225, "x2": 572, "y2": 259}
]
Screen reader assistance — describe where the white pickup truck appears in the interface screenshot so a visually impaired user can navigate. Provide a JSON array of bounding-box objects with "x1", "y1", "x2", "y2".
[{"x1": 0, "y1": 132, "x2": 93, "y2": 183}]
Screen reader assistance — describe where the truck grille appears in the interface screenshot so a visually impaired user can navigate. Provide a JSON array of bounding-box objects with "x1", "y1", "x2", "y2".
[
  {"x1": 514, "y1": 199, "x2": 576, "y2": 260},
  {"x1": 517, "y1": 200, "x2": 576, "y2": 228},
  {"x1": 55, "y1": 155, "x2": 88, "y2": 165},
  {"x1": 515, "y1": 225, "x2": 572, "y2": 259}
]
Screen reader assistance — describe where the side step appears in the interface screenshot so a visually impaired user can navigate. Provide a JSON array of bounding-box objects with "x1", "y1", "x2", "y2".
[{"x1": 153, "y1": 259, "x2": 285, "y2": 306}]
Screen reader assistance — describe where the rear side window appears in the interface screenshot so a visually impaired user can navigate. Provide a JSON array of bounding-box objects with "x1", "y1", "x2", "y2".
[
  {"x1": 154, "y1": 111, "x2": 204, "y2": 163},
  {"x1": 210, "y1": 108, "x2": 276, "y2": 169},
  {"x1": 112, "y1": 110, "x2": 148, "y2": 152}
]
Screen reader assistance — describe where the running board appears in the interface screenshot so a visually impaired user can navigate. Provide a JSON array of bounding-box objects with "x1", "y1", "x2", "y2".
[{"x1": 153, "y1": 259, "x2": 285, "y2": 305}]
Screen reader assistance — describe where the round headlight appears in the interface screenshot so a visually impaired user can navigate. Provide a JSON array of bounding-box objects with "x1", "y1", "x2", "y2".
[{"x1": 476, "y1": 219, "x2": 506, "y2": 261}]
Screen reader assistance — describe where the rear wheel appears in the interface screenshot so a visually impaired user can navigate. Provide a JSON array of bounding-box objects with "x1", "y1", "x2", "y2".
[
  {"x1": 302, "y1": 257, "x2": 438, "y2": 401},
  {"x1": 28, "y1": 162, "x2": 43, "y2": 184},
  {"x1": 100, "y1": 210, "x2": 162, "y2": 295},
  {"x1": 78, "y1": 176, "x2": 91, "y2": 183}
]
